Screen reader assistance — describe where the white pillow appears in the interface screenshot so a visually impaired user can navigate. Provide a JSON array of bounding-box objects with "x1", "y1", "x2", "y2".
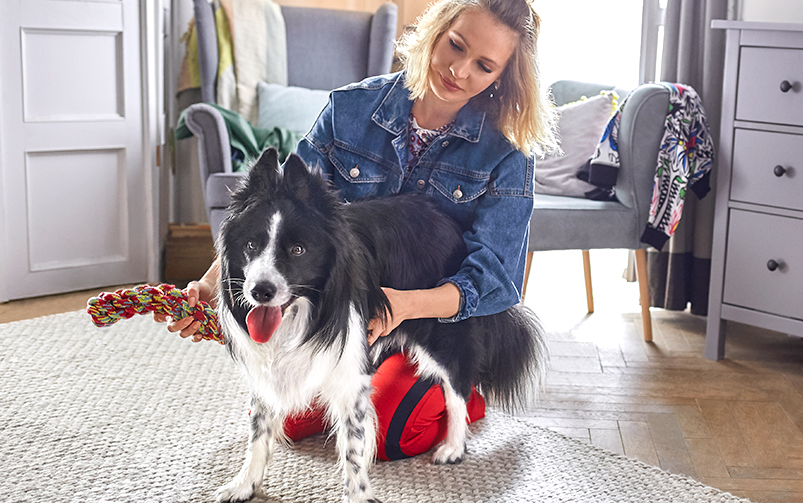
[
  {"x1": 257, "y1": 82, "x2": 330, "y2": 134},
  {"x1": 535, "y1": 92, "x2": 617, "y2": 197}
]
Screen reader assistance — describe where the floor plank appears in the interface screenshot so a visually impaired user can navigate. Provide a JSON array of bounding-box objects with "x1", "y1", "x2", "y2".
[
  {"x1": 619, "y1": 420, "x2": 660, "y2": 466},
  {"x1": 647, "y1": 412, "x2": 697, "y2": 478}
]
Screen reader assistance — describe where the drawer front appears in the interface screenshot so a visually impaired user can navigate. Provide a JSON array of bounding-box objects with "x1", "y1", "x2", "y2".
[
  {"x1": 723, "y1": 209, "x2": 803, "y2": 320},
  {"x1": 736, "y1": 47, "x2": 803, "y2": 127},
  {"x1": 731, "y1": 129, "x2": 803, "y2": 211}
]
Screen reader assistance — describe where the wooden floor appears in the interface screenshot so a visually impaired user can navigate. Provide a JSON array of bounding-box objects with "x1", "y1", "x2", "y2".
[
  {"x1": 2, "y1": 250, "x2": 803, "y2": 502},
  {"x1": 522, "y1": 250, "x2": 803, "y2": 503}
]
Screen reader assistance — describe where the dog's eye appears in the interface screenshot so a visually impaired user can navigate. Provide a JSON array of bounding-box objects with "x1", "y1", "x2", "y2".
[
  {"x1": 291, "y1": 245, "x2": 305, "y2": 256},
  {"x1": 246, "y1": 241, "x2": 257, "y2": 251}
]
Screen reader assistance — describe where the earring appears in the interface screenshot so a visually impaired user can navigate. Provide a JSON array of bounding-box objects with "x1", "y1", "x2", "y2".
[{"x1": 489, "y1": 81, "x2": 499, "y2": 98}]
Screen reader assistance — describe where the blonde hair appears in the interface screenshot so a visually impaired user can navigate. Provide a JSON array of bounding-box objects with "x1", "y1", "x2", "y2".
[{"x1": 397, "y1": 0, "x2": 558, "y2": 157}]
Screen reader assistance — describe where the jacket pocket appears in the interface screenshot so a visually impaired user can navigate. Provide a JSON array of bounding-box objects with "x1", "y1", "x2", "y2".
[
  {"x1": 330, "y1": 148, "x2": 391, "y2": 200},
  {"x1": 430, "y1": 169, "x2": 489, "y2": 204}
]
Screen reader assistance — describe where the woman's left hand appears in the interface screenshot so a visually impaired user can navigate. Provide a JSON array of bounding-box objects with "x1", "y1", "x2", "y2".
[
  {"x1": 366, "y1": 283, "x2": 461, "y2": 346},
  {"x1": 367, "y1": 287, "x2": 407, "y2": 346}
]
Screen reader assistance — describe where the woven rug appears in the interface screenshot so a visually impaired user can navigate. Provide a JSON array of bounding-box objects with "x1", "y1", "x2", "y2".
[{"x1": 0, "y1": 311, "x2": 751, "y2": 503}]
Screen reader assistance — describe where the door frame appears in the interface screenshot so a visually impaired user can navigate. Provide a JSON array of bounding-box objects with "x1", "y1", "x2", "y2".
[{"x1": 141, "y1": 0, "x2": 166, "y2": 287}]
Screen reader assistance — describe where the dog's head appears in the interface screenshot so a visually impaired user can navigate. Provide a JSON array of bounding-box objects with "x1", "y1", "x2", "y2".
[{"x1": 217, "y1": 148, "x2": 342, "y2": 343}]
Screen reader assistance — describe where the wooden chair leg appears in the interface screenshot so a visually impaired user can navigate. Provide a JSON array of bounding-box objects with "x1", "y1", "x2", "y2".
[
  {"x1": 582, "y1": 250, "x2": 594, "y2": 313},
  {"x1": 522, "y1": 251, "x2": 534, "y2": 300},
  {"x1": 635, "y1": 248, "x2": 653, "y2": 342}
]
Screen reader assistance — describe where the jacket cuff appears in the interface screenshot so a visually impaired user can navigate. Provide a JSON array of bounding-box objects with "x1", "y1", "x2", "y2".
[
  {"x1": 641, "y1": 226, "x2": 669, "y2": 250},
  {"x1": 436, "y1": 275, "x2": 479, "y2": 323},
  {"x1": 690, "y1": 170, "x2": 712, "y2": 200}
]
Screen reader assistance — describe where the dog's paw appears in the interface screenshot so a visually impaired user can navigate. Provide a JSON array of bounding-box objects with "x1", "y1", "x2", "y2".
[
  {"x1": 215, "y1": 479, "x2": 257, "y2": 503},
  {"x1": 432, "y1": 442, "x2": 465, "y2": 465}
]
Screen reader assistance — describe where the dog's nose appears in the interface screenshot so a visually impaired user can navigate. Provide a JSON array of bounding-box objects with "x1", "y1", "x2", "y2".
[{"x1": 250, "y1": 282, "x2": 277, "y2": 303}]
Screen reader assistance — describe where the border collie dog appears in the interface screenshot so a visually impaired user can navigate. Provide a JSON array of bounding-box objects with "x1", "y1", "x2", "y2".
[{"x1": 214, "y1": 148, "x2": 547, "y2": 503}]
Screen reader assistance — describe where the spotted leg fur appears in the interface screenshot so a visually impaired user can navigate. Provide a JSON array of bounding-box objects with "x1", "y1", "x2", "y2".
[
  {"x1": 334, "y1": 382, "x2": 382, "y2": 503},
  {"x1": 432, "y1": 380, "x2": 470, "y2": 465},
  {"x1": 216, "y1": 396, "x2": 278, "y2": 502}
]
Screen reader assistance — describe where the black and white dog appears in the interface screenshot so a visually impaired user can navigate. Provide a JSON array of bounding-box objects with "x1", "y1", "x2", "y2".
[{"x1": 214, "y1": 148, "x2": 547, "y2": 503}]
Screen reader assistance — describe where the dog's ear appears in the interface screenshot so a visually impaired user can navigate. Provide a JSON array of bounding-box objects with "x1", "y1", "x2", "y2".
[
  {"x1": 239, "y1": 147, "x2": 281, "y2": 198},
  {"x1": 283, "y1": 153, "x2": 318, "y2": 203},
  {"x1": 252, "y1": 147, "x2": 281, "y2": 186}
]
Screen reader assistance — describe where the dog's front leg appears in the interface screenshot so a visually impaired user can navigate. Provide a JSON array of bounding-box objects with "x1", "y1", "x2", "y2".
[
  {"x1": 335, "y1": 381, "x2": 382, "y2": 503},
  {"x1": 216, "y1": 395, "x2": 278, "y2": 502}
]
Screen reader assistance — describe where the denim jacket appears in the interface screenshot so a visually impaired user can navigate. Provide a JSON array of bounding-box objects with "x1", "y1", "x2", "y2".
[{"x1": 295, "y1": 72, "x2": 534, "y2": 322}]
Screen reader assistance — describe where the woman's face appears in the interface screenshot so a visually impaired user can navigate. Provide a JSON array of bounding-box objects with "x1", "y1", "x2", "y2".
[{"x1": 428, "y1": 8, "x2": 517, "y2": 109}]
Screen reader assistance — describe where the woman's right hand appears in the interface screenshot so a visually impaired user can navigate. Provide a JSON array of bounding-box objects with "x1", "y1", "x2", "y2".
[
  {"x1": 157, "y1": 257, "x2": 222, "y2": 342},
  {"x1": 154, "y1": 278, "x2": 218, "y2": 343}
]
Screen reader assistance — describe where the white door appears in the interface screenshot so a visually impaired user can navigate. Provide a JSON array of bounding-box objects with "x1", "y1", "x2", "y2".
[{"x1": 0, "y1": 0, "x2": 155, "y2": 301}]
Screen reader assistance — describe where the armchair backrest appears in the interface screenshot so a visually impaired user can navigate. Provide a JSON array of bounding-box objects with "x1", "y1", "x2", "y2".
[
  {"x1": 284, "y1": 4, "x2": 397, "y2": 91},
  {"x1": 549, "y1": 80, "x2": 669, "y2": 239},
  {"x1": 550, "y1": 80, "x2": 629, "y2": 108},
  {"x1": 192, "y1": 1, "x2": 398, "y2": 103}
]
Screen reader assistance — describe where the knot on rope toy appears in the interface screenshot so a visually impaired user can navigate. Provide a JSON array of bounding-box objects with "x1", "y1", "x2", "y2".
[{"x1": 86, "y1": 284, "x2": 223, "y2": 344}]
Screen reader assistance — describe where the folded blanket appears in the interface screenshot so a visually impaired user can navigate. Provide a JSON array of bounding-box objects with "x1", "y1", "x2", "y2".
[
  {"x1": 178, "y1": 0, "x2": 288, "y2": 126},
  {"x1": 226, "y1": 0, "x2": 288, "y2": 124},
  {"x1": 579, "y1": 82, "x2": 714, "y2": 249},
  {"x1": 176, "y1": 104, "x2": 302, "y2": 172}
]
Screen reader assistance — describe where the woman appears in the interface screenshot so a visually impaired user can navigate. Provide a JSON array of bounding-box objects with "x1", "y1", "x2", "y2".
[{"x1": 160, "y1": 0, "x2": 556, "y2": 461}]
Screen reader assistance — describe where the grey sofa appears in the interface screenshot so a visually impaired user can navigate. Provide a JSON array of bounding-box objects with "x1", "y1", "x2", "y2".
[
  {"x1": 183, "y1": 2, "x2": 398, "y2": 237},
  {"x1": 526, "y1": 80, "x2": 670, "y2": 341}
]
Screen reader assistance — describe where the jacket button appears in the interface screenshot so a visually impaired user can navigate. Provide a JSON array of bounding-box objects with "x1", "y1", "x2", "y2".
[
  {"x1": 441, "y1": 140, "x2": 449, "y2": 148},
  {"x1": 453, "y1": 187, "x2": 463, "y2": 199},
  {"x1": 349, "y1": 166, "x2": 360, "y2": 178},
  {"x1": 417, "y1": 179, "x2": 426, "y2": 189}
]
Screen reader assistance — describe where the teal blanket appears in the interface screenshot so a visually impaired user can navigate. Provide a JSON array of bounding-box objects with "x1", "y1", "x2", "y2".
[{"x1": 176, "y1": 103, "x2": 302, "y2": 172}]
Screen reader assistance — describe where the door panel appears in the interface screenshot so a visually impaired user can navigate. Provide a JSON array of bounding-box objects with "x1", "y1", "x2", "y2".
[{"x1": 0, "y1": 0, "x2": 149, "y2": 300}]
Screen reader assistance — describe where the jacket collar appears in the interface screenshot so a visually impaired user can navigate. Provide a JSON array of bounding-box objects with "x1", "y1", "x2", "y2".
[{"x1": 372, "y1": 72, "x2": 486, "y2": 144}]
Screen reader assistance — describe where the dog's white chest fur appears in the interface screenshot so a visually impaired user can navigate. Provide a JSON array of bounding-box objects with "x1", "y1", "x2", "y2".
[{"x1": 220, "y1": 299, "x2": 368, "y2": 417}]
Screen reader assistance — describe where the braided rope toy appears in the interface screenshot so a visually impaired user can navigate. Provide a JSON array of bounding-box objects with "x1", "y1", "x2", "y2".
[{"x1": 87, "y1": 284, "x2": 223, "y2": 344}]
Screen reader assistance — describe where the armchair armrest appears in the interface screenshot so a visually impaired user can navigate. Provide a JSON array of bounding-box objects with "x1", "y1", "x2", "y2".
[
  {"x1": 183, "y1": 103, "x2": 234, "y2": 191},
  {"x1": 615, "y1": 84, "x2": 670, "y2": 239},
  {"x1": 183, "y1": 103, "x2": 243, "y2": 232}
]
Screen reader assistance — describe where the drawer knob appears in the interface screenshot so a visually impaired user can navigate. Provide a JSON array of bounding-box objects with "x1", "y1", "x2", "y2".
[
  {"x1": 774, "y1": 165, "x2": 787, "y2": 177},
  {"x1": 767, "y1": 259, "x2": 781, "y2": 272},
  {"x1": 780, "y1": 80, "x2": 793, "y2": 93}
]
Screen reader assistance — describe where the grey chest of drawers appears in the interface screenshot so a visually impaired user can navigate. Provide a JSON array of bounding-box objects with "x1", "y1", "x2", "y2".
[{"x1": 706, "y1": 21, "x2": 803, "y2": 360}]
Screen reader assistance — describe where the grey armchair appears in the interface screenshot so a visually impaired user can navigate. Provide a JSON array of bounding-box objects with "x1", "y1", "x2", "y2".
[
  {"x1": 183, "y1": 1, "x2": 398, "y2": 238},
  {"x1": 525, "y1": 81, "x2": 671, "y2": 342}
]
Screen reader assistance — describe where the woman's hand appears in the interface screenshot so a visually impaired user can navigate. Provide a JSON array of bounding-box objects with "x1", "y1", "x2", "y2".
[
  {"x1": 366, "y1": 283, "x2": 461, "y2": 346},
  {"x1": 155, "y1": 258, "x2": 221, "y2": 342},
  {"x1": 367, "y1": 287, "x2": 408, "y2": 346}
]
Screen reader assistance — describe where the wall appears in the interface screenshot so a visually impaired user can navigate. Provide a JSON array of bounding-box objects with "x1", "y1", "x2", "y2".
[{"x1": 740, "y1": 0, "x2": 803, "y2": 23}]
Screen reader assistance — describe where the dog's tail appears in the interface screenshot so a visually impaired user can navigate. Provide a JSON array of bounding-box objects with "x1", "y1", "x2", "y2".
[{"x1": 476, "y1": 304, "x2": 548, "y2": 413}]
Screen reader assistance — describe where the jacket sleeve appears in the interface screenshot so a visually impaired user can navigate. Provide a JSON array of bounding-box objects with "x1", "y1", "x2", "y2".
[{"x1": 439, "y1": 153, "x2": 534, "y2": 322}]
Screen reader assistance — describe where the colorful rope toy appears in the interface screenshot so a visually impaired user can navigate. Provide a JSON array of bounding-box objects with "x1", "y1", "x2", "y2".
[{"x1": 87, "y1": 284, "x2": 223, "y2": 344}]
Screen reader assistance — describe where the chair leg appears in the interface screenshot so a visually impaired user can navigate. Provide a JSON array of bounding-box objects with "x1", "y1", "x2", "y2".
[
  {"x1": 522, "y1": 251, "x2": 534, "y2": 301},
  {"x1": 635, "y1": 248, "x2": 653, "y2": 342},
  {"x1": 582, "y1": 250, "x2": 594, "y2": 313}
]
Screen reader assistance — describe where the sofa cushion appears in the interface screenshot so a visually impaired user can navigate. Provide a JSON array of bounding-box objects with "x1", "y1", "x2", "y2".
[
  {"x1": 257, "y1": 82, "x2": 330, "y2": 135},
  {"x1": 535, "y1": 91, "x2": 616, "y2": 198}
]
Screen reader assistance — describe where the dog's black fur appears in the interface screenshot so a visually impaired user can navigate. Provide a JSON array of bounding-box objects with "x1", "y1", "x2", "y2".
[{"x1": 214, "y1": 148, "x2": 546, "y2": 502}]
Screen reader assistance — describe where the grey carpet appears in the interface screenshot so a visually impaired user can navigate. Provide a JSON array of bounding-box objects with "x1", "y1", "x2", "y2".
[{"x1": 0, "y1": 311, "x2": 751, "y2": 503}]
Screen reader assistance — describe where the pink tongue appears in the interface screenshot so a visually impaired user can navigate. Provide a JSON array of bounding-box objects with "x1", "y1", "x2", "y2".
[{"x1": 246, "y1": 306, "x2": 282, "y2": 343}]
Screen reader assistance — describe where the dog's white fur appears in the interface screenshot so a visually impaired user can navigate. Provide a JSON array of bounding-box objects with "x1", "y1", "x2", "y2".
[{"x1": 216, "y1": 210, "x2": 384, "y2": 503}]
